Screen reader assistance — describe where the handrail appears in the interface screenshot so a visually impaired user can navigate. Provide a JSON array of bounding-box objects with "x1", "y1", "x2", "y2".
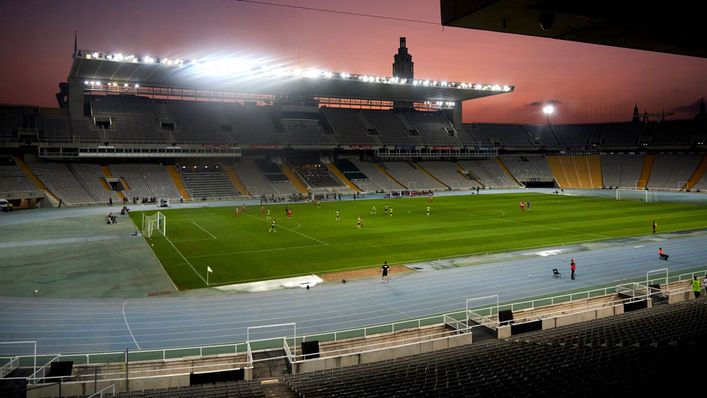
[
  {"x1": 86, "y1": 384, "x2": 115, "y2": 398},
  {"x1": 0, "y1": 356, "x2": 19, "y2": 378},
  {"x1": 28, "y1": 354, "x2": 60, "y2": 383}
]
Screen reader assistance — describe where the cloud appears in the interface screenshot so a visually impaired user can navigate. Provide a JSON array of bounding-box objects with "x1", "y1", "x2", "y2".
[
  {"x1": 526, "y1": 99, "x2": 562, "y2": 107},
  {"x1": 670, "y1": 98, "x2": 704, "y2": 114}
]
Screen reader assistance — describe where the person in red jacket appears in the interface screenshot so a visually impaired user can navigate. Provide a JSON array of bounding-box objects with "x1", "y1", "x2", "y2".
[
  {"x1": 570, "y1": 259, "x2": 577, "y2": 280},
  {"x1": 658, "y1": 247, "x2": 669, "y2": 261}
]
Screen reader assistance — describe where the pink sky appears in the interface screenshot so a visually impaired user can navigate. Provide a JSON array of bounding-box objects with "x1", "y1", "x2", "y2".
[{"x1": 1, "y1": 0, "x2": 706, "y2": 124}]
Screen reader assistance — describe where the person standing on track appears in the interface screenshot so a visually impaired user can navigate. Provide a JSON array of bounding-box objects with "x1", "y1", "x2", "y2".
[
  {"x1": 381, "y1": 261, "x2": 390, "y2": 283},
  {"x1": 570, "y1": 258, "x2": 577, "y2": 280},
  {"x1": 691, "y1": 276, "x2": 701, "y2": 298},
  {"x1": 652, "y1": 220, "x2": 657, "y2": 234}
]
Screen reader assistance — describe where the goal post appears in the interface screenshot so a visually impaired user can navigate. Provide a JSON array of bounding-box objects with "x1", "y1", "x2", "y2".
[
  {"x1": 615, "y1": 188, "x2": 657, "y2": 202},
  {"x1": 142, "y1": 211, "x2": 167, "y2": 238}
]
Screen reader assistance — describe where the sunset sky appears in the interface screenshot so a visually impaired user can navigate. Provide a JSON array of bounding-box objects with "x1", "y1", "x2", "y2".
[{"x1": 1, "y1": 0, "x2": 706, "y2": 124}]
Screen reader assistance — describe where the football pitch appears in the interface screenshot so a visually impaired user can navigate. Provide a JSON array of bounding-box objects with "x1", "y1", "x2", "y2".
[{"x1": 130, "y1": 193, "x2": 707, "y2": 290}]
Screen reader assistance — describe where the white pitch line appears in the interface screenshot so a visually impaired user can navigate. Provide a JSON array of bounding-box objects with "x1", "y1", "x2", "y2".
[
  {"x1": 244, "y1": 214, "x2": 329, "y2": 245},
  {"x1": 164, "y1": 234, "x2": 209, "y2": 285},
  {"x1": 187, "y1": 244, "x2": 327, "y2": 259},
  {"x1": 192, "y1": 221, "x2": 217, "y2": 239},
  {"x1": 122, "y1": 300, "x2": 141, "y2": 350}
]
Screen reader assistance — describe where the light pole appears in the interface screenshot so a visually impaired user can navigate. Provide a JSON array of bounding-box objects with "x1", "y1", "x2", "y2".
[{"x1": 543, "y1": 104, "x2": 555, "y2": 125}]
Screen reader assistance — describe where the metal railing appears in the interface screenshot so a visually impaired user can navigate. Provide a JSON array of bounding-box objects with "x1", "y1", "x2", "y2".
[
  {"x1": 0, "y1": 356, "x2": 19, "y2": 378},
  {"x1": 87, "y1": 384, "x2": 115, "y2": 398}
]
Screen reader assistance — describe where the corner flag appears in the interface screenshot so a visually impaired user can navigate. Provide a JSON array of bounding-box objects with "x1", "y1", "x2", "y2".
[{"x1": 207, "y1": 266, "x2": 213, "y2": 273}]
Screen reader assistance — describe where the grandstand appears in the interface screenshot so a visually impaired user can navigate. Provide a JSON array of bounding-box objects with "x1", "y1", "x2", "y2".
[{"x1": 2, "y1": 31, "x2": 707, "y2": 398}]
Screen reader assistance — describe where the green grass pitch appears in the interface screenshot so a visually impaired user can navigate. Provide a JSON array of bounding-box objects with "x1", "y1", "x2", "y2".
[{"x1": 130, "y1": 193, "x2": 707, "y2": 290}]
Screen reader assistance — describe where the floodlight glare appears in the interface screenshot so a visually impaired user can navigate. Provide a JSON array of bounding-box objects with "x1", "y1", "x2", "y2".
[{"x1": 543, "y1": 104, "x2": 555, "y2": 115}]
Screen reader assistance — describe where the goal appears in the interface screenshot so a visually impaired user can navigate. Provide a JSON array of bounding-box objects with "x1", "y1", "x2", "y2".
[
  {"x1": 615, "y1": 188, "x2": 657, "y2": 202},
  {"x1": 142, "y1": 211, "x2": 167, "y2": 238}
]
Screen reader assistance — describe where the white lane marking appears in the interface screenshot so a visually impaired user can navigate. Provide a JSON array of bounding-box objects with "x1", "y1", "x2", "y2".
[
  {"x1": 192, "y1": 221, "x2": 217, "y2": 239},
  {"x1": 122, "y1": 300, "x2": 142, "y2": 350}
]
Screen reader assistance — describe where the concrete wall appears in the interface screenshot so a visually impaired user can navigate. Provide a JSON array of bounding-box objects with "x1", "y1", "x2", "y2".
[
  {"x1": 531, "y1": 304, "x2": 625, "y2": 332},
  {"x1": 292, "y1": 333, "x2": 473, "y2": 374},
  {"x1": 28, "y1": 374, "x2": 191, "y2": 398}
]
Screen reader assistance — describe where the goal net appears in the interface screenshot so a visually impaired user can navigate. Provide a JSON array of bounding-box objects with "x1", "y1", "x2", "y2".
[
  {"x1": 615, "y1": 188, "x2": 657, "y2": 202},
  {"x1": 142, "y1": 211, "x2": 167, "y2": 238}
]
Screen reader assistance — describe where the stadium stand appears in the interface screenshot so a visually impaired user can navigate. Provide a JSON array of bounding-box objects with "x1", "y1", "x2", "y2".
[
  {"x1": 108, "y1": 163, "x2": 182, "y2": 201},
  {"x1": 26, "y1": 159, "x2": 95, "y2": 205},
  {"x1": 546, "y1": 155, "x2": 603, "y2": 188},
  {"x1": 292, "y1": 163, "x2": 342, "y2": 188},
  {"x1": 400, "y1": 110, "x2": 460, "y2": 145},
  {"x1": 600, "y1": 154, "x2": 645, "y2": 188},
  {"x1": 500, "y1": 155, "x2": 554, "y2": 184},
  {"x1": 320, "y1": 108, "x2": 377, "y2": 145},
  {"x1": 474, "y1": 124, "x2": 532, "y2": 147},
  {"x1": 381, "y1": 161, "x2": 447, "y2": 190},
  {"x1": 0, "y1": 160, "x2": 39, "y2": 195},
  {"x1": 67, "y1": 163, "x2": 122, "y2": 203},
  {"x1": 417, "y1": 161, "x2": 475, "y2": 189},
  {"x1": 115, "y1": 380, "x2": 266, "y2": 398},
  {"x1": 362, "y1": 110, "x2": 423, "y2": 146},
  {"x1": 180, "y1": 167, "x2": 240, "y2": 199},
  {"x1": 458, "y1": 159, "x2": 518, "y2": 188},
  {"x1": 646, "y1": 154, "x2": 703, "y2": 190},
  {"x1": 232, "y1": 159, "x2": 280, "y2": 196},
  {"x1": 350, "y1": 160, "x2": 404, "y2": 191},
  {"x1": 284, "y1": 299, "x2": 707, "y2": 397}
]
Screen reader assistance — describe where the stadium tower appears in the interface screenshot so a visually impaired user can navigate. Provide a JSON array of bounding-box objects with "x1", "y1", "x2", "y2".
[{"x1": 392, "y1": 37, "x2": 414, "y2": 110}]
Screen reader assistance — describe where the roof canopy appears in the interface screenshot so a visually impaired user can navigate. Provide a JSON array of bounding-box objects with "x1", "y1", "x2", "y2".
[{"x1": 69, "y1": 50, "x2": 514, "y2": 102}]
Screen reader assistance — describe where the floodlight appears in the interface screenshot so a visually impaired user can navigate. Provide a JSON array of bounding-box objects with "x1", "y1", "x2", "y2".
[
  {"x1": 84, "y1": 81, "x2": 89, "y2": 85},
  {"x1": 543, "y1": 104, "x2": 555, "y2": 115},
  {"x1": 144, "y1": 56, "x2": 155, "y2": 64},
  {"x1": 134, "y1": 84, "x2": 140, "y2": 88},
  {"x1": 340, "y1": 72, "x2": 350, "y2": 79},
  {"x1": 503, "y1": 85, "x2": 512, "y2": 92}
]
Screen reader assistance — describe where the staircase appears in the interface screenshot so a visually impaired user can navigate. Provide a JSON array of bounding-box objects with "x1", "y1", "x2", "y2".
[
  {"x1": 252, "y1": 350, "x2": 290, "y2": 379},
  {"x1": 12, "y1": 156, "x2": 60, "y2": 204},
  {"x1": 225, "y1": 164, "x2": 251, "y2": 196},
  {"x1": 374, "y1": 163, "x2": 407, "y2": 189},
  {"x1": 181, "y1": 171, "x2": 240, "y2": 199},
  {"x1": 637, "y1": 154, "x2": 655, "y2": 189},
  {"x1": 326, "y1": 163, "x2": 361, "y2": 192},
  {"x1": 495, "y1": 157, "x2": 524, "y2": 187},
  {"x1": 684, "y1": 155, "x2": 707, "y2": 190},
  {"x1": 281, "y1": 164, "x2": 309, "y2": 194},
  {"x1": 167, "y1": 165, "x2": 191, "y2": 200}
]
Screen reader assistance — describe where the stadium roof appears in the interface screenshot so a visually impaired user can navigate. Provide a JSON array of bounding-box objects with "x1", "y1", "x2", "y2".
[
  {"x1": 440, "y1": 0, "x2": 707, "y2": 59},
  {"x1": 68, "y1": 49, "x2": 514, "y2": 102}
]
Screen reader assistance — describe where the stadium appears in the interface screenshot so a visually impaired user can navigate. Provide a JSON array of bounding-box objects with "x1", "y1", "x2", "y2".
[{"x1": 1, "y1": 1, "x2": 707, "y2": 397}]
